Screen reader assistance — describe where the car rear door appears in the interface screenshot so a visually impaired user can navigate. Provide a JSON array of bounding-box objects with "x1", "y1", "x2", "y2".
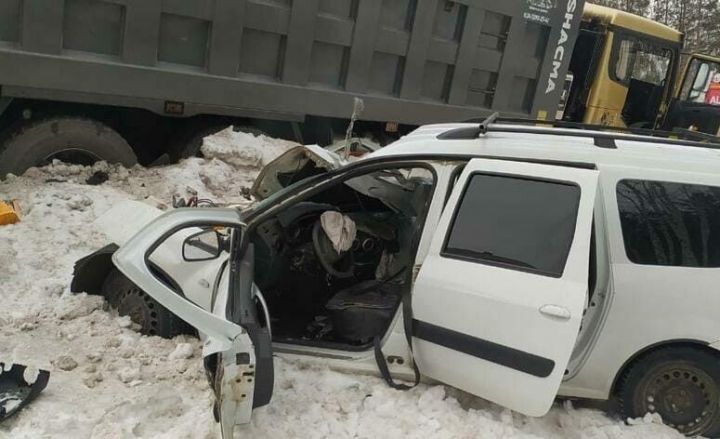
[
  {"x1": 112, "y1": 208, "x2": 272, "y2": 438},
  {"x1": 412, "y1": 158, "x2": 598, "y2": 416}
]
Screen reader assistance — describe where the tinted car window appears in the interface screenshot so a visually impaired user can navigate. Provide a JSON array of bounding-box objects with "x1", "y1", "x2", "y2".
[
  {"x1": 617, "y1": 179, "x2": 720, "y2": 267},
  {"x1": 444, "y1": 173, "x2": 581, "y2": 277}
]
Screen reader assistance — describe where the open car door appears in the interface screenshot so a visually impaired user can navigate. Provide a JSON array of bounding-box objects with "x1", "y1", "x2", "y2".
[
  {"x1": 412, "y1": 158, "x2": 598, "y2": 416},
  {"x1": 112, "y1": 208, "x2": 272, "y2": 438}
]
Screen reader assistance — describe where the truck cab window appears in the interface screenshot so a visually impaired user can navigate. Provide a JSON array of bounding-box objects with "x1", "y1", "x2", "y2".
[
  {"x1": 611, "y1": 34, "x2": 675, "y2": 128},
  {"x1": 614, "y1": 38, "x2": 671, "y2": 86},
  {"x1": 680, "y1": 58, "x2": 720, "y2": 105}
]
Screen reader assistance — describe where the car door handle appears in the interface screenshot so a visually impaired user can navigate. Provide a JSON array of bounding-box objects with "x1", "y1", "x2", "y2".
[{"x1": 539, "y1": 304, "x2": 571, "y2": 320}]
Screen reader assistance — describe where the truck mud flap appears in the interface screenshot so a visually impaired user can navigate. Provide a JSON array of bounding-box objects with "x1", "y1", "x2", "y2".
[{"x1": 0, "y1": 363, "x2": 50, "y2": 421}]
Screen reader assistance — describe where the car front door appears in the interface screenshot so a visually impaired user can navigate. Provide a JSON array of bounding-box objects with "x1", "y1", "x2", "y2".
[
  {"x1": 112, "y1": 208, "x2": 272, "y2": 438},
  {"x1": 412, "y1": 158, "x2": 598, "y2": 416}
]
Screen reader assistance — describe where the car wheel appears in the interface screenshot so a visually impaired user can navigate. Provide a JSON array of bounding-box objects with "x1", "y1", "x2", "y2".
[
  {"x1": 101, "y1": 268, "x2": 186, "y2": 338},
  {"x1": 619, "y1": 346, "x2": 720, "y2": 437},
  {"x1": 0, "y1": 117, "x2": 137, "y2": 178}
]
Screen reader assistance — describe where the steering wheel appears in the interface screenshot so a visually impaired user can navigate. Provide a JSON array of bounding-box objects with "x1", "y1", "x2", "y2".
[{"x1": 311, "y1": 219, "x2": 355, "y2": 279}]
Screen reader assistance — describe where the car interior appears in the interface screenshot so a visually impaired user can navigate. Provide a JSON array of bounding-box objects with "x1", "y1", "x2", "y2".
[{"x1": 250, "y1": 166, "x2": 435, "y2": 349}]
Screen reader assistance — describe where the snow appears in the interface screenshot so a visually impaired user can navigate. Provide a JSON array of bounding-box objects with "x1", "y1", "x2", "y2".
[
  {"x1": 169, "y1": 343, "x2": 195, "y2": 361},
  {"x1": 0, "y1": 130, "x2": 686, "y2": 438}
]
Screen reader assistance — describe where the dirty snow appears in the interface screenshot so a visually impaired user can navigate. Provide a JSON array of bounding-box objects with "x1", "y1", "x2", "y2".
[{"x1": 0, "y1": 129, "x2": 685, "y2": 438}]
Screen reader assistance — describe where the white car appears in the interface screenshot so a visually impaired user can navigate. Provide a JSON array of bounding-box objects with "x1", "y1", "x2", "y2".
[{"x1": 73, "y1": 122, "x2": 720, "y2": 438}]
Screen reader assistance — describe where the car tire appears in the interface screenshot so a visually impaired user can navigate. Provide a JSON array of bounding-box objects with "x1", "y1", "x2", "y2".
[
  {"x1": 101, "y1": 268, "x2": 187, "y2": 338},
  {"x1": 0, "y1": 117, "x2": 137, "y2": 178},
  {"x1": 619, "y1": 346, "x2": 720, "y2": 437}
]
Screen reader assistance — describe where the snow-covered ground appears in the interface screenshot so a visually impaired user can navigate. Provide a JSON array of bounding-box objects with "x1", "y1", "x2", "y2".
[{"x1": 0, "y1": 129, "x2": 685, "y2": 438}]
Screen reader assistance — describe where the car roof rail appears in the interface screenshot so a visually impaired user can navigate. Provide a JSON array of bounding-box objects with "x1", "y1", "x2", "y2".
[{"x1": 437, "y1": 115, "x2": 720, "y2": 150}]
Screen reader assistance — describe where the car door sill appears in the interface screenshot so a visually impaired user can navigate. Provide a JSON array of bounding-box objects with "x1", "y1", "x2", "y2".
[{"x1": 273, "y1": 342, "x2": 364, "y2": 360}]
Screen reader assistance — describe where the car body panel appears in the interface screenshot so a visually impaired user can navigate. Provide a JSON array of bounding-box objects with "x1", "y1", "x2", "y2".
[
  {"x1": 111, "y1": 208, "x2": 260, "y2": 438},
  {"x1": 558, "y1": 165, "x2": 720, "y2": 399},
  {"x1": 96, "y1": 200, "x2": 228, "y2": 310}
]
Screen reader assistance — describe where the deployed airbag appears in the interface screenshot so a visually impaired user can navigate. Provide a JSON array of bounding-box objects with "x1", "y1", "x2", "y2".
[{"x1": 320, "y1": 211, "x2": 356, "y2": 253}]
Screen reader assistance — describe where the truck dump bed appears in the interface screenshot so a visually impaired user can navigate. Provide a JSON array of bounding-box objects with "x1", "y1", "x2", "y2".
[{"x1": 0, "y1": 0, "x2": 583, "y2": 124}]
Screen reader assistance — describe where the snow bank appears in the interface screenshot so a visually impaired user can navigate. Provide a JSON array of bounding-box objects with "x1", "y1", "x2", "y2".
[
  {"x1": 201, "y1": 127, "x2": 298, "y2": 169},
  {"x1": 0, "y1": 131, "x2": 685, "y2": 438}
]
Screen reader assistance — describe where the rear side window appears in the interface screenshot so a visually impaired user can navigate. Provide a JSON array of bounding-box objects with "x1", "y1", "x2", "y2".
[
  {"x1": 616, "y1": 179, "x2": 720, "y2": 267},
  {"x1": 443, "y1": 173, "x2": 581, "y2": 277}
]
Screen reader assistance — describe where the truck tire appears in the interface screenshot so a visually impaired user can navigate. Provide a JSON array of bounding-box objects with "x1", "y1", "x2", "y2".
[
  {"x1": 0, "y1": 117, "x2": 137, "y2": 178},
  {"x1": 101, "y1": 268, "x2": 187, "y2": 338},
  {"x1": 618, "y1": 346, "x2": 720, "y2": 437}
]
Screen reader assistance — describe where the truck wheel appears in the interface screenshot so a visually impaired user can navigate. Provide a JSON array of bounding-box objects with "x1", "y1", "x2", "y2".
[
  {"x1": 0, "y1": 117, "x2": 137, "y2": 178},
  {"x1": 101, "y1": 269, "x2": 186, "y2": 338},
  {"x1": 619, "y1": 347, "x2": 720, "y2": 437}
]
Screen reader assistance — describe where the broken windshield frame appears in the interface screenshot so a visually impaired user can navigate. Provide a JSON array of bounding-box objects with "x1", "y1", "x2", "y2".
[
  {"x1": 241, "y1": 171, "x2": 330, "y2": 220},
  {"x1": 242, "y1": 161, "x2": 434, "y2": 221}
]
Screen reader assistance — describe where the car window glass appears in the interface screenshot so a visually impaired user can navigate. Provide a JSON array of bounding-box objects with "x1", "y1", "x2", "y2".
[
  {"x1": 443, "y1": 173, "x2": 581, "y2": 277},
  {"x1": 617, "y1": 179, "x2": 720, "y2": 267}
]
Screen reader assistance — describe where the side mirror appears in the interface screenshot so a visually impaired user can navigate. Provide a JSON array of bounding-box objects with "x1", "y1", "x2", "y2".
[{"x1": 183, "y1": 229, "x2": 222, "y2": 261}]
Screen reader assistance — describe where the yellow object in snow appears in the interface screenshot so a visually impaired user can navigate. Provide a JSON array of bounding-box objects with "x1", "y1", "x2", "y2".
[{"x1": 0, "y1": 200, "x2": 20, "y2": 225}]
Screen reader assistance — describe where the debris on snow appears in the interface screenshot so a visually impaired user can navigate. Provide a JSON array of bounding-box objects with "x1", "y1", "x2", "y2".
[
  {"x1": 53, "y1": 356, "x2": 78, "y2": 371},
  {"x1": 0, "y1": 199, "x2": 21, "y2": 225},
  {"x1": 85, "y1": 170, "x2": 109, "y2": 186},
  {"x1": 117, "y1": 366, "x2": 141, "y2": 384},
  {"x1": 85, "y1": 353, "x2": 102, "y2": 364},
  {"x1": 82, "y1": 372, "x2": 103, "y2": 389},
  {"x1": 66, "y1": 194, "x2": 94, "y2": 211}
]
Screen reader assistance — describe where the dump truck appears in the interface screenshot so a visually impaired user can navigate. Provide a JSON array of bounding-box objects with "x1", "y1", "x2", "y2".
[
  {"x1": 0, "y1": 0, "x2": 718, "y2": 178},
  {"x1": 0, "y1": 0, "x2": 587, "y2": 177}
]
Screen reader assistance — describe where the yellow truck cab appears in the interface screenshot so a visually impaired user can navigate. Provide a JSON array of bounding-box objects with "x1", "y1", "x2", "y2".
[{"x1": 563, "y1": 3, "x2": 683, "y2": 130}]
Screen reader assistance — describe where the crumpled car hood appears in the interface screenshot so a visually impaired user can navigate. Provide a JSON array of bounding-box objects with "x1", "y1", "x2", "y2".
[{"x1": 251, "y1": 145, "x2": 345, "y2": 200}]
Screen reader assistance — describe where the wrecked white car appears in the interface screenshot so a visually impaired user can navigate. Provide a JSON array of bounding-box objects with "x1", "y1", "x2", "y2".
[{"x1": 73, "y1": 124, "x2": 720, "y2": 438}]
